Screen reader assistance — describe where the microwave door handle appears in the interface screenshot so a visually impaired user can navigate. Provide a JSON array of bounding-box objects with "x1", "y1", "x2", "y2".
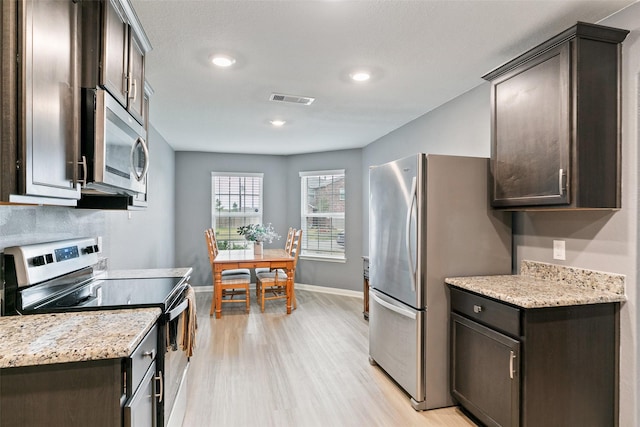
[
  {"x1": 130, "y1": 137, "x2": 150, "y2": 182},
  {"x1": 140, "y1": 138, "x2": 150, "y2": 180}
]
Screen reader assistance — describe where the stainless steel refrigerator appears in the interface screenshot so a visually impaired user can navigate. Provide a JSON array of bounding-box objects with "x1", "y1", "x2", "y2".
[{"x1": 368, "y1": 154, "x2": 512, "y2": 411}]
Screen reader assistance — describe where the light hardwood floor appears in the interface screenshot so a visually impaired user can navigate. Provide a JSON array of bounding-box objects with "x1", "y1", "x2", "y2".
[{"x1": 182, "y1": 289, "x2": 477, "y2": 427}]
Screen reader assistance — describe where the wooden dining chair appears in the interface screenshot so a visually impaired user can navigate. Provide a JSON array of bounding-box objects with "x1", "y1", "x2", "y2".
[
  {"x1": 206, "y1": 228, "x2": 251, "y2": 277},
  {"x1": 205, "y1": 229, "x2": 251, "y2": 315},
  {"x1": 255, "y1": 227, "x2": 295, "y2": 299},
  {"x1": 255, "y1": 229, "x2": 302, "y2": 312}
]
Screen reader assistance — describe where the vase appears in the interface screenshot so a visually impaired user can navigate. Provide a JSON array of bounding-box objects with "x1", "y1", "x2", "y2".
[{"x1": 254, "y1": 241, "x2": 263, "y2": 255}]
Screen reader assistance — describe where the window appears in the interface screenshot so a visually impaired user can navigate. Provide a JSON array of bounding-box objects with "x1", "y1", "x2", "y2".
[
  {"x1": 211, "y1": 172, "x2": 263, "y2": 250},
  {"x1": 300, "y1": 170, "x2": 345, "y2": 260}
]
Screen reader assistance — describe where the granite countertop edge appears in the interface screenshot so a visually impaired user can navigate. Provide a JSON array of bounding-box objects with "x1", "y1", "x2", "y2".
[
  {"x1": 0, "y1": 308, "x2": 162, "y2": 369},
  {"x1": 445, "y1": 274, "x2": 627, "y2": 309}
]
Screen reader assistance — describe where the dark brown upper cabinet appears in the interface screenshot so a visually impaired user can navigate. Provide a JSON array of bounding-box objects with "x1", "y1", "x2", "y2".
[
  {"x1": 81, "y1": 0, "x2": 151, "y2": 124},
  {"x1": 483, "y1": 22, "x2": 628, "y2": 210},
  {"x1": 0, "y1": 0, "x2": 82, "y2": 205}
]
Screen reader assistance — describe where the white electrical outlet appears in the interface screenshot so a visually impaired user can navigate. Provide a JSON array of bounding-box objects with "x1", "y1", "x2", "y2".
[{"x1": 553, "y1": 240, "x2": 566, "y2": 260}]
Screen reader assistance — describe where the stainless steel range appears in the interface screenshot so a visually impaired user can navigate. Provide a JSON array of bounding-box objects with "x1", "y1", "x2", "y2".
[{"x1": 2, "y1": 237, "x2": 192, "y2": 427}]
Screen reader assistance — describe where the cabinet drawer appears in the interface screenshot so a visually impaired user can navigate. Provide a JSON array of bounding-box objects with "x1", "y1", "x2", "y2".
[
  {"x1": 450, "y1": 287, "x2": 520, "y2": 337},
  {"x1": 129, "y1": 324, "x2": 157, "y2": 395}
]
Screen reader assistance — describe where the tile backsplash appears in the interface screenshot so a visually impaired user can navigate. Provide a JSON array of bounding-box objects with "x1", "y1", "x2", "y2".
[{"x1": 0, "y1": 205, "x2": 106, "y2": 312}]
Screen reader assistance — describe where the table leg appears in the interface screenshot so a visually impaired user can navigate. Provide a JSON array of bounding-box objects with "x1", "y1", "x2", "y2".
[
  {"x1": 209, "y1": 275, "x2": 216, "y2": 316},
  {"x1": 286, "y1": 267, "x2": 293, "y2": 314},
  {"x1": 213, "y1": 271, "x2": 223, "y2": 318}
]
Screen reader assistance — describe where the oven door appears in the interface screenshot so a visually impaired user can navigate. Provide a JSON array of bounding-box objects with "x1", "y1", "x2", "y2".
[
  {"x1": 82, "y1": 88, "x2": 149, "y2": 195},
  {"x1": 162, "y1": 293, "x2": 191, "y2": 427}
]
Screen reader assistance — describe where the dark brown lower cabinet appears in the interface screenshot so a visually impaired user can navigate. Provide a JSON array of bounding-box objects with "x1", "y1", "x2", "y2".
[
  {"x1": 450, "y1": 286, "x2": 618, "y2": 427},
  {"x1": 452, "y1": 313, "x2": 520, "y2": 427},
  {"x1": 0, "y1": 359, "x2": 123, "y2": 427},
  {"x1": 1, "y1": 324, "x2": 159, "y2": 426}
]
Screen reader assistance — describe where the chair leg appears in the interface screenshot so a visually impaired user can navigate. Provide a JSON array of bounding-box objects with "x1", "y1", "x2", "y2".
[
  {"x1": 261, "y1": 284, "x2": 266, "y2": 313},
  {"x1": 292, "y1": 286, "x2": 297, "y2": 310},
  {"x1": 245, "y1": 287, "x2": 250, "y2": 313}
]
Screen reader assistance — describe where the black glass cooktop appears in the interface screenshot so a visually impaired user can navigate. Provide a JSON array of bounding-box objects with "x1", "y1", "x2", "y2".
[{"x1": 24, "y1": 277, "x2": 186, "y2": 314}]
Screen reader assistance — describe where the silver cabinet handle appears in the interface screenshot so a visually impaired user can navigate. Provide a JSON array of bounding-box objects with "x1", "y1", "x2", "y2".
[
  {"x1": 154, "y1": 370, "x2": 164, "y2": 403},
  {"x1": 559, "y1": 168, "x2": 565, "y2": 196},
  {"x1": 131, "y1": 79, "x2": 138, "y2": 103},
  {"x1": 142, "y1": 349, "x2": 155, "y2": 359},
  {"x1": 473, "y1": 305, "x2": 482, "y2": 313},
  {"x1": 509, "y1": 351, "x2": 516, "y2": 380}
]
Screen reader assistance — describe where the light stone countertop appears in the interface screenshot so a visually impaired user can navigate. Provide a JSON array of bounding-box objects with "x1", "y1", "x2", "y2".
[
  {"x1": 102, "y1": 267, "x2": 192, "y2": 280},
  {"x1": 446, "y1": 260, "x2": 626, "y2": 309},
  {"x1": 0, "y1": 308, "x2": 161, "y2": 369}
]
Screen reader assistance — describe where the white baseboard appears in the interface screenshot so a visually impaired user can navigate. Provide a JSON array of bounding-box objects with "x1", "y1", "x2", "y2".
[
  {"x1": 192, "y1": 283, "x2": 362, "y2": 299},
  {"x1": 295, "y1": 283, "x2": 362, "y2": 299}
]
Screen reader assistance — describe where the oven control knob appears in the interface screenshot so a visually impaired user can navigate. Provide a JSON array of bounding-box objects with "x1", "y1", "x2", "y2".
[
  {"x1": 83, "y1": 245, "x2": 95, "y2": 254},
  {"x1": 31, "y1": 255, "x2": 46, "y2": 266}
]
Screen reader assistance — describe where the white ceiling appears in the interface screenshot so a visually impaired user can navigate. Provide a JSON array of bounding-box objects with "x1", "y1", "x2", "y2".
[{"x1": 131, "y1": 0, "x2": 635, "y2": 155}]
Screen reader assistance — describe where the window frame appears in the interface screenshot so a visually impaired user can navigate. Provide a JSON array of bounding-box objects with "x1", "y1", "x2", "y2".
[
  {"x1": 299, "y1": 169, "x2": 346, "y2": 262},
  {"x1": 211, "y1": 172, "x2": 264, "y2": 250}
]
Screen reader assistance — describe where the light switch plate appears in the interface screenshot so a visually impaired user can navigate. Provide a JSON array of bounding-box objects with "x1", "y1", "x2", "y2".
[{"x1": 553, "y1": 240, "x2": 566, "y2": 260}]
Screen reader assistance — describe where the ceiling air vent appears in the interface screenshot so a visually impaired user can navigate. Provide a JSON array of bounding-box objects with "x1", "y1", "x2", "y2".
[{"x1": 269, "y1": 93, "x2": 315, "y2": 106}]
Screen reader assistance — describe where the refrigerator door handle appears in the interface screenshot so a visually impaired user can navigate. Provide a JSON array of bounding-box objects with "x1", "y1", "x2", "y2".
[
  {"x1": 405, "y1": 176, "x2": 418, "y2": 292},
  {"x1": 371, "y1": 291, "x2": 417, "y2": 320}
]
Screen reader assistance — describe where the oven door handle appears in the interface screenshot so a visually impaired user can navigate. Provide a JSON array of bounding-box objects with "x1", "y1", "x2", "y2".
[{"x1": 166, "y1": 298, "x2": 189, "y2": 322}]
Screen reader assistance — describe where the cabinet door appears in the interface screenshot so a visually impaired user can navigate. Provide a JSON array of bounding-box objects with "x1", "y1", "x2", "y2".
[
  {"x1": 490, "y1": 43, "x2": 571, "y2": 207},
  {"x1": 102, "y1": 0, "x2": 128, "y2": 107},
  {"x1": 451, "y1": 313, "x2": 520, "y2": 427},
  {"x1": 21, "y1": 0, "x2": 80, "y2": 201},
  {"x1": 124, "y1": 361, "x2": 158, "y2": 427},
  {"x1": 0, "y1": 359, "x2": 122, "y2": 426},
  {"x1": 128, "y1": 34, "x2": 145, "y2": 123}
]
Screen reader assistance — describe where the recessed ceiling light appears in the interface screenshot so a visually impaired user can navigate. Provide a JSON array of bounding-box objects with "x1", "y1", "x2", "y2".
[
  {"x1": 350, "y1": 71, "x2": 371, "y2": 82},
  {"x1": 270, "y1": 120, "x2": 286, "y2": 127},
  {"x1": 211, "y1": 54, "x2": 236, "y2": 67}
]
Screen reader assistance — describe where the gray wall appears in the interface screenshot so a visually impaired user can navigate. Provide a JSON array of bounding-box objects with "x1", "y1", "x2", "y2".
[
  {"x1": 103, "y1": 125, "x2": 177, "y2": 268},
  {"x1": 361, "y1": 84, "x2": 492, "y2": 254},
  {"x1": 175, "y1": 149, "x2": 363, "y2": 292},
  {"x1": 0, "y1": 123, "x2": 177, "y2": 271},
  {"x1": 286, "y1": 149, "x2": 362, "y2": 291},
  {"x1": 360, "y1": 5, "x2": 640, "y2": 425},
  {"x1": 174, "y1": 152, "x2": 288, "y2": 287}
]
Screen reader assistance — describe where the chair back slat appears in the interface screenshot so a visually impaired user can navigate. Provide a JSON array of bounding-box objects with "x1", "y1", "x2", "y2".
[
  {"x1": 284, "y1": 227, "x2": 295, "y2": 254},
  {"x1": 205, "y1": 228, "x2": 218, "y2": 263},
  {"x1": 290, "y1": 229, "x2": 303, "y2": 268}
]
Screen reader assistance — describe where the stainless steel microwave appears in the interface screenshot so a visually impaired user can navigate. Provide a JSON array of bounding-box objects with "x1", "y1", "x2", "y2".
[{"x1": 81, "y1": 88, "x2": 149, "y2": 196}]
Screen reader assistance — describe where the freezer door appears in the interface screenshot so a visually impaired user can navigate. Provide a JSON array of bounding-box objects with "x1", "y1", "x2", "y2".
[
  {"x1": 369, "y1": 154, "x2": 422, "y2": 307},
  {"x1": 369, "y1": 289, "x2": 425, "y2": 408}
]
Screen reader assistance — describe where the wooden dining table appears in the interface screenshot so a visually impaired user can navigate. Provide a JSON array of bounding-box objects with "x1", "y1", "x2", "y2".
[{"x1": 211, "y1": 248, "x2": 295, "y2": 318}]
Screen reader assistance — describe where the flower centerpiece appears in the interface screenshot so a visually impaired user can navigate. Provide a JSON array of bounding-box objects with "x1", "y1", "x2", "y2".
[{"x1": 237, "y1": 223, "x2": 281, "y2": 254}]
